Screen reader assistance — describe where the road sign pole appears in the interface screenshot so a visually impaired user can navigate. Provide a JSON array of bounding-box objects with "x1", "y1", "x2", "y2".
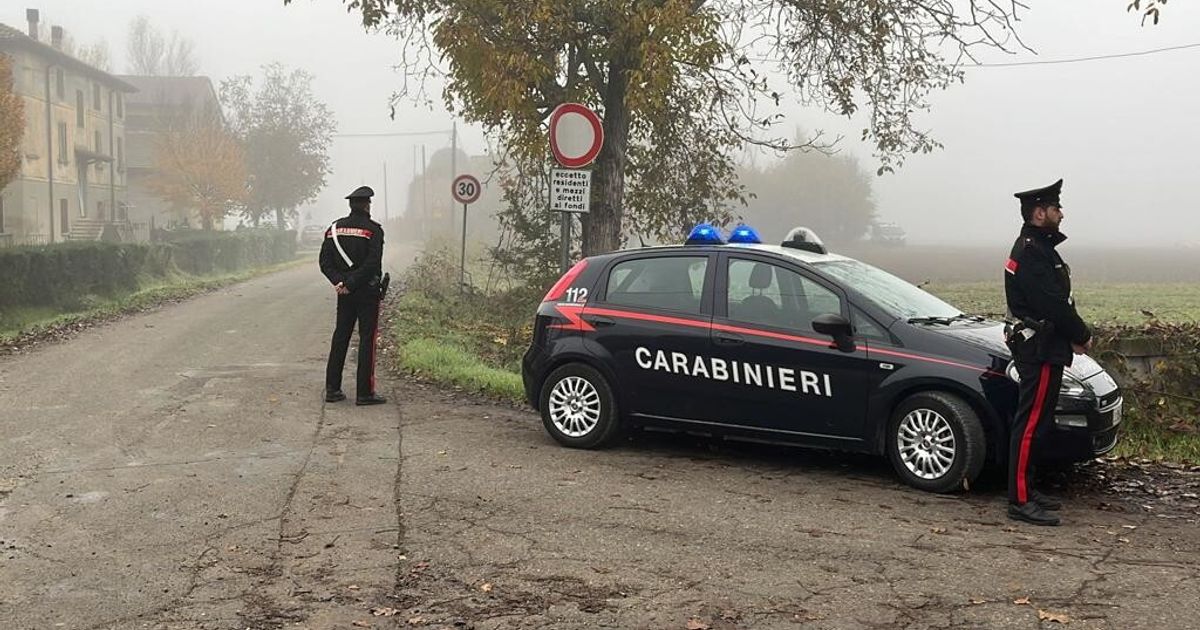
[
  {"x1": 460, "y1": 202, "x2": 468, "y2": 296},
  {"x1": 560, "y1": 212, "x2": 570, "y2": 274}
]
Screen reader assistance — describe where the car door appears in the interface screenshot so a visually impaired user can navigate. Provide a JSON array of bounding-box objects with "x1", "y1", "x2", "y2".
[
  {"x1": 582, "y1": 253, "x2": 716, "y2": 422},
  {"x1": 707, "y1": 253, "x2": 874, "y2": 440}
]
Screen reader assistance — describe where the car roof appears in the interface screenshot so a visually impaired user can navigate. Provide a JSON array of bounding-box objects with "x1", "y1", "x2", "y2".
[{"x1": 604, "y1": 243, "x2": 852, "y2": 267}]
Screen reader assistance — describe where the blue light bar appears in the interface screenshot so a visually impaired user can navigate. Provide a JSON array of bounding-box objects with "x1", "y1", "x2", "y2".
[
  {"x1": 685, "y1": 223, "x2": 725, "y2": 245},
  {"x1": 727, "y1": 224, "x2": 762, "y2": 244}
]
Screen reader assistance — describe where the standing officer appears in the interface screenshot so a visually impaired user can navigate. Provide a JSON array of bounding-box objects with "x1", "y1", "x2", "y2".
[
  {"x1": 1004, "y1": 178, "x2": 1091, "y2": 526},
  {"x1": 320, "y1": 186, "x2": 388, "y2": 406}
]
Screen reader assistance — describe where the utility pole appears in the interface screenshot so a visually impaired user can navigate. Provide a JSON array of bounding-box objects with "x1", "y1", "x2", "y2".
[
  {"x1": 450, "y1": 121, "x2": 458, "y2": 235},
  {"x1": 421, "y1": 144, "x2": 428, "y2": 236},
  {"x1": 382, "y1": 161, "x2": 389, "y2": 222}
]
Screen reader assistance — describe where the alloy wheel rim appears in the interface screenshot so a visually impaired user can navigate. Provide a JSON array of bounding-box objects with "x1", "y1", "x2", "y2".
[
  {"x1": 897, "y1": 408, "x2": 957, "y2": 480},
  {"x1": 548, "y1": 376, "x2": 602, "y2": 437}
]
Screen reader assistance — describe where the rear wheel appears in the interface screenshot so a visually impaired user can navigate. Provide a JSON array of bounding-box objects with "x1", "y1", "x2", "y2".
[
  {"x1": 539, "y1": 363, "x2": 622, "y2": 449},
  {"x1": 887, "y1": 391, "x2": 986, "y2": 493}
]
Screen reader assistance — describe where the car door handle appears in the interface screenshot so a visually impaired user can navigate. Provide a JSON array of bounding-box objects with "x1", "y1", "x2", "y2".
[
  {"x1": 714, "y1": 332, "x2": 744, "y2": 346},
  {"x1": 583, "y1": 315, "x2": 616, "y2": 327}
]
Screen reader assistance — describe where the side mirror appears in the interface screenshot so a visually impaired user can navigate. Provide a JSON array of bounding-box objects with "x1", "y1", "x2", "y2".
[{"x1": 812, "y1": 313, "x2": 856, "y2": 353}]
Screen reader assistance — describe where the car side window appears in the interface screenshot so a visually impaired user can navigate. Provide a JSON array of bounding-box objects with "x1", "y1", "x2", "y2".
[
  {"x1": 606, "y1": 256, "x2": 708, "y2": 314},
  {"x1": 727, "y1": 259, "x2": 842, "y2": 332},
  {"x1": 851, "y1": 305, "x2": 888, "y2": 340}
]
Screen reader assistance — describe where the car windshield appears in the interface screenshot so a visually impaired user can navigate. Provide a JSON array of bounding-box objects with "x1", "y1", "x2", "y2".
[{"x1": 813, "y1": 259, "x2": 962, "y2": 320}]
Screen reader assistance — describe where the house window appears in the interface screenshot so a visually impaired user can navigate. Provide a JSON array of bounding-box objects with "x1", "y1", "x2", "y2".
[
  {"x1": 98, "y1": 201, "x2": 106, "y2": 221},
  {"x1": 76, "y1": 90, "x2": 85, "y2": 126},
  {"x1": 55, "y1": 68, "x2": 64, "y2": 99},
  {"x1": 57, "y1": 122, "x2": 68, "y2": 164},
  {"x1": 93, "y1": 83, "x2": 101, "y2": 110},
  {"x1": 117, "y1": 137, "x2": 124, "y2": 170},
  {"x1": 60, "y1": 199, "x2": 69, "y2": 233},
  {"x1": 116, "y1": 94, "x2": 123, "y2": 118},
  {"x1": 94, "y1": 130, "x2": 102, "y2": 153}
]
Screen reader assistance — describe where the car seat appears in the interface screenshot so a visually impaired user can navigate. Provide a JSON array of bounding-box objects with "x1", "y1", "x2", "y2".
[{"x1": 738, "y1": 263, "x2": 780, "y2": 324}]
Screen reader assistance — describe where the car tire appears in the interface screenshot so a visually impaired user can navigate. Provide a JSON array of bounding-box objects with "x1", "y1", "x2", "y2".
[
  {"x1": 886, "y1": 391, "x2": 986, "y2": 493},
  {"x1": 539, "y1": 363, "x2": 622, "y2": 449}
]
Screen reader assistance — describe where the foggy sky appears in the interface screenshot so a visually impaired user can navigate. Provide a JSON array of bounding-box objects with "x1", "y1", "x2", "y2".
[{"x1": 4, "y1": 1, "x2": 1199, "y2": 247}]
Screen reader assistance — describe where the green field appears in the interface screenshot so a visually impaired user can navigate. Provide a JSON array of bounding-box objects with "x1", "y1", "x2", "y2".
[{"x1": 927, "y1": 282, "x2": 1200, "y2": 326}]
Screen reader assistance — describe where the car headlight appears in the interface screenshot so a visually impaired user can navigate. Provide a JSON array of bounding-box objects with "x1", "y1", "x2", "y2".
[{"x1": 1005, "y1": 362, "x2": 1093, "y2": 398}]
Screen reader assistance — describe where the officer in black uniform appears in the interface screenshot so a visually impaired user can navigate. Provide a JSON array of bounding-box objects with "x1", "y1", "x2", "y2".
[
  {"x1": 320, "y1": 186, "x2": 388, "y2": 406},
  {"x1": 1004, "y1": 179, "x2": 1091, "y2": 526}
]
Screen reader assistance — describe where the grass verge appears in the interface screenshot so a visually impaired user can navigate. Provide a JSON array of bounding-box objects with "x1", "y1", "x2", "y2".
[
  {"x1": 0, "y1": 257, "x2": 311, "y2": 346},
  {"x1": 1111, "y1": 414, "x2": 1200, "y2": 463},
  {"x1": 396, "y1": 337, "x2": 525, "y2": 403}
]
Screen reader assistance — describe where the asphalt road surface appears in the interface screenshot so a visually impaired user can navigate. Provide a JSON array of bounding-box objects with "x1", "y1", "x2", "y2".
[{"x1": 2, "y1": 258, "x2": 1198, "y2": 630}]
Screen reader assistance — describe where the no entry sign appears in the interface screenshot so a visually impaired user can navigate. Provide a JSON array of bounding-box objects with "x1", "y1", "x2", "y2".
[
  {"x1": 549, "y1": 103, "x2": 604, "y2": 169},
  {"x1": 452, "y1": 174, "x2": 481, "y2": 205}
]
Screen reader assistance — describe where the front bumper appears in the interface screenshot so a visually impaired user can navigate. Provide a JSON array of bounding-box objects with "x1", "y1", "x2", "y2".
[{"x1": 1041, "y1": 372, "x2": 1123, "y2": 462}]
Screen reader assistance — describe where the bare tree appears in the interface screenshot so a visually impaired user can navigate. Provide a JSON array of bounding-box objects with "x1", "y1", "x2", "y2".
[
  {"x1": 77, "y1": 40, "x2": 111, "y2": 72},
  {"x1": 126, "y1": 15, "x2": 199, "y2": 77}
]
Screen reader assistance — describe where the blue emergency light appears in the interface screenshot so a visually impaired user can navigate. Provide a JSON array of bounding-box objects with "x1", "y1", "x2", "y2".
[
  {"x1": 727, "y1": 224, "x2": 762, "y2": 244},
  {"x1": 685, "y1": 223, "x2": 725, "y2": 245}
]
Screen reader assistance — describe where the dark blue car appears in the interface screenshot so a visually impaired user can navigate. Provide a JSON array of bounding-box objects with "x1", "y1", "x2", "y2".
[{"x1": 521, "y1": 226, "x2": 1122, "y2": 493}]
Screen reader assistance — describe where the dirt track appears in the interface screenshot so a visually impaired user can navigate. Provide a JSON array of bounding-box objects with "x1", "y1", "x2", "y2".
[{"x1": 1, "y1": 262, "x2": 1198, "y2": 630}]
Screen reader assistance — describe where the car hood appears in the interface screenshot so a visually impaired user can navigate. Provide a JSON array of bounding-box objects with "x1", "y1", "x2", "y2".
[{"x1": 921, "y1": 321, "x2": 1104, "y2": 379}]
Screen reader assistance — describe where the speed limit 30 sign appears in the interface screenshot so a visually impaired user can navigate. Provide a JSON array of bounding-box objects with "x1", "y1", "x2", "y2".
[{"x1": 452, "y1": 174, "x2": 482, "y2": 205}]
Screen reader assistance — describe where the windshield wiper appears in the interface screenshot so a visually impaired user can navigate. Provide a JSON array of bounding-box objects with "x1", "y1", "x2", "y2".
[
  {"x1": 907, "y1": 316, "x2": 956, "y2": 325},
  {"x1": 907, "y1": 313, "x2": 985, "y2": 325}
]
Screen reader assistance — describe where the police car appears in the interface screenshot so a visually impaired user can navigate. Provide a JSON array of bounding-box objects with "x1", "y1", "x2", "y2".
[{"x1": 521, "y1": 225, "x2": 1123, "y2": 493}]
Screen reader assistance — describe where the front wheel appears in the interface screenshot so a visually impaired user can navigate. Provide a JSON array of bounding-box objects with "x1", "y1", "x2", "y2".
[
  {"x1": 886, "y1": 391, "x2": 986, "y2": 493},
  {"x1": 538, "y1": 363, "x2": 622, "y2": 449}
]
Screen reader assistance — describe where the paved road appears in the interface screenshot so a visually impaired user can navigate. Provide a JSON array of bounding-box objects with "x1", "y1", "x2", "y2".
[{"x1": 1, "y1": 257, "x2": 1198, "y2": 630}]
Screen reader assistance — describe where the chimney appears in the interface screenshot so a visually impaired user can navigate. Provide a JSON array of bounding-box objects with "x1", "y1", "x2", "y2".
[
  {"x1": 51, "y1": 25, "x2": 63, "y2": 50},
  {"x1": 26, "y1": 8, "x2": 39, "y2": 40}
]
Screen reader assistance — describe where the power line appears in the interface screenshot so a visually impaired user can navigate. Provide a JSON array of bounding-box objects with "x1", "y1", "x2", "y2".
[
  {"x1": 333, "y1": 129, "x2": 454, "y2": 138},
  {"x1": 967, "y1": 42, "x2": 1200, "y2": 68}
]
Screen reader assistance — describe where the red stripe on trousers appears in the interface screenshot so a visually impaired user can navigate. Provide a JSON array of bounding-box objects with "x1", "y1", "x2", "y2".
[
  {"x1": 1017, "y1": 363, "x2": 1052, "y2": 504},
  {"x1": 370, "y1": 299, "x2": 383, "y2": 394}
]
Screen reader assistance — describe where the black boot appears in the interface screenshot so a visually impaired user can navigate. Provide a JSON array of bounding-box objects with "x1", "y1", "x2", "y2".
[
  {"x1": 356, "y1": 394, "x2": 387, "y2": 406},
  {"x1": 1030, "y1": 489, "x2": 1063, "y2": 511},
  {"x1": 325, "y1": 390, "x2": 346, "y2": 403},
  {"x1": 1007, "y1": 502, "x2": 1060, "y2": 526}
]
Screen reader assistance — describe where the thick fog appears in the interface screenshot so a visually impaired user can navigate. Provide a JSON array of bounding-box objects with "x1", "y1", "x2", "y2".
[{"x1": 5, "y1": 1, "x2": 1198, "y2": 246}]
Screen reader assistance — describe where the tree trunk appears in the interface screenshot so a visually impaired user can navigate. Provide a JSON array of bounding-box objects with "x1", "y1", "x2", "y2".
[
  {"x1": 582, "y1": 60, "x2": 631, "y2": 257},
  {"x1": 275, "y1": 207, "x2": 286, "y2": 229}
]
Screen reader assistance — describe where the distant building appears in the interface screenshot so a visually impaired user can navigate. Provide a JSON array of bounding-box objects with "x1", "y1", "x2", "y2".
[
  {"x1": 0, "y1": 9, "x2": 137, "y2": 247},
  {"x1": 117, "y1": 75, "x2": 224, "y2": 235}
]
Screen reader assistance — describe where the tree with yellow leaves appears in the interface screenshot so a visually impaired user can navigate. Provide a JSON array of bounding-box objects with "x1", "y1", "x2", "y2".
[
  {"x1": 0, "y1": 54, "x2": 24, "y2": 192},
  {"x1": 148, "y1": 119, "x2": 248, "y2": 231}
]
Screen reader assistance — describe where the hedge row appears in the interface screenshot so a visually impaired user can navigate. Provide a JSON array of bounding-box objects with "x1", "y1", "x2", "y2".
[{"x1": 0, "y1": 229, "x2": 296, "y2": 310}]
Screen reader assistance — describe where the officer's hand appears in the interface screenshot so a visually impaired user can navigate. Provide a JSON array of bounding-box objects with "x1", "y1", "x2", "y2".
[{"x1": 334, "y1": 282, "x2": 349, "y2": 295}]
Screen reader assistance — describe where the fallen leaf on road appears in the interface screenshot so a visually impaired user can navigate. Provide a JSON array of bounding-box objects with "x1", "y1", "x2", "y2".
[
  {"x1": 1038, "y1": 609, "x2": 1071, "y2": 624},
  {"x1": 480, "y1": 582, "x2": 493, "y2": 592},
  {"x1": 407, "y1": 617, "x2": 425, "y2": 625},
  {"x1": 1013, "y1": 597, "x2": 1031, "y2": 605},
  {"x1": 931, "y1": 527, "x2": 948, "y2": 534},
  {"x1": 348, "y1": 585, "x2": 360, "y2": 591},
  {"x1": 1122, "y1": 525, "x2": 1138, "y2": 530},
  {"x1": 720, "y1": 609, "x2": 738, "y2": 620},
  {"x1": 372, "y1": 607, "x2": 399, "y2": 617},
  {"x1": 351, "y1": 622, "x2": 370, "y2": 628},
  {"x1": 970, "y1": 599, "x2": 986, "y2": 605},
  {"x1": 1118, "y1": 537, "x2": 1131, "y2": 543},
  {"x1": 437, "y1": 450, "x2": 448, "y2": 456},
  {"x1": 686, "y1": 619, "x2": 710, "y2": 630}
]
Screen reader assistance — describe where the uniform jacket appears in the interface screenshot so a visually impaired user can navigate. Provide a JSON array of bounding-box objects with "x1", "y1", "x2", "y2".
[
  {"x1": 319, "y1": 212, "x2": 384, "y2": 297},
  {"x1": 1004, "y1": 224, "x2": 1091, "y2": 366}
]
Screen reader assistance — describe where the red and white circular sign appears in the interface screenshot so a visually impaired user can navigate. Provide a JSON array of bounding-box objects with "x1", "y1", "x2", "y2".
[
  {"x1": 549, "y1": 103, "x2": 604, "y2": 169},
  {"x1": 452, "y1": 174, "x2": 481, "y2": 204}
]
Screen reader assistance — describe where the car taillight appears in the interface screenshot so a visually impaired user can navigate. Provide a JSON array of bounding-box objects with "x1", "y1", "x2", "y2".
[{"x1": 542, "y1": 259, "x2": 589, "y2": 302}]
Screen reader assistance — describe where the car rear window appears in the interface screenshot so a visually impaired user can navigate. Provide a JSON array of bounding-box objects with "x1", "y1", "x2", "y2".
[{"x1": 605, "y1": 256, "x2": 707, "y2": 314}]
